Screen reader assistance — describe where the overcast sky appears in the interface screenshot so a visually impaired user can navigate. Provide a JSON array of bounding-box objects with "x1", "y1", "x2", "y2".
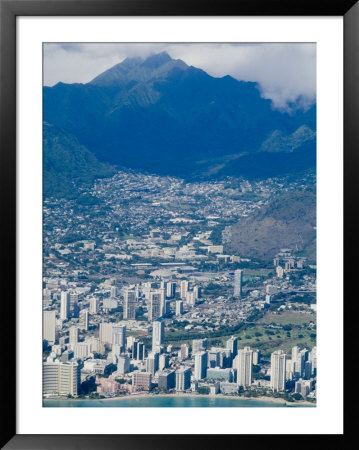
[{"x1": 43, "y1": 43, "x2": 316, "y2": 111}]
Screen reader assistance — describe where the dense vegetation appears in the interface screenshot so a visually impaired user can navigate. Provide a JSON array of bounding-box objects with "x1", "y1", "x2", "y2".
[{"x1": 43, "y1": 123, "x2": 115, "y2": 199}]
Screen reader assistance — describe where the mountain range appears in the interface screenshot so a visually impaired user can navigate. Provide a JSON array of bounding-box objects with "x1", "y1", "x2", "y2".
[{"x1": 43, "y1": 51, "x2": 316, "y2": 197}]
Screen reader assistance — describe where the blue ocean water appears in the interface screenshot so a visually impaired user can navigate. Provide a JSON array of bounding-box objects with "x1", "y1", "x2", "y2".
[{"x1": 43, "y1": 396, "x2": 313, "y2": 408}]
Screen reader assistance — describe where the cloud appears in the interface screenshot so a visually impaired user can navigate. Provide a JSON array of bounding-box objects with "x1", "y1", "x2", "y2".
[{"x1": 43, "y1": 43, "x2": 316, "y2": 111}]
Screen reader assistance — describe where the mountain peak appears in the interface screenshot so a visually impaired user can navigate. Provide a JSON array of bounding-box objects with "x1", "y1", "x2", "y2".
[
  {"x1": 120, "y1": 56, "x2": 144, "y2": 68},
  {"x1": 90, "y1": 51, "x2": 188, "y2": 87},
  {"x1": 141, "y1": 51, "x2": 172, "y2": 69}
]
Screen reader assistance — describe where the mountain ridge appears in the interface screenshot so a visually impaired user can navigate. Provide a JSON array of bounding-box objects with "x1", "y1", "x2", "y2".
[{"x1": 43, "y1": 51, "x2": 316, "y2": 195}]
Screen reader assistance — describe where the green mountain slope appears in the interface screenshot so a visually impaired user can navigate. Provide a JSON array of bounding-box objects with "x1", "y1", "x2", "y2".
[
  {"x1": 226, "y1": 189, "x2": 316, "y2": 262},
  {"x1": 43, "y1": 123, "x2": 115, "y2": 199}
]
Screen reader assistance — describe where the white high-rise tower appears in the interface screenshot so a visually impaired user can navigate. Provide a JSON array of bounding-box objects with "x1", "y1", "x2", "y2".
[
  {"x1": 112, "y1": 324, "x2": 126, "y2": 357},
  {"x1": 234, "y1": 269, "x2": 243, "y2": 297},
  {"x1": 270, "y1": 350, "x2": 287, "y2": 392},
  {"x1": 43, "y1": 310, "x2": 56, "y2": 344},
  {"x1": 194, "y1": 351, "x2": 208, "y2": 380},
  {"x1": 233, "y1": 346, "x2": 253, "y2": 387},
  {"x1": 152, "y1": 319, "x2": 164, "y2": 352},
  {"x1": 60, "y1": 291, "x2": 70, "y2": 320},
  {"x1": 180, "y1": 280, "x2": 189, "y2": 299}
]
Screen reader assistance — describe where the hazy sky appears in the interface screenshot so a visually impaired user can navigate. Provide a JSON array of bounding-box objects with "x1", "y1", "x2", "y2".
[{"x1": 43, "y1": 43, "x2": 316, "y2": 111}]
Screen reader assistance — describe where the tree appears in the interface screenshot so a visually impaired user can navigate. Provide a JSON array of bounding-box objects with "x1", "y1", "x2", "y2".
[
  {"x1": 80, "y1": 376, "x2": 97, "y2": 395},
  {"x1": 197, "y1": 386, "x2": 210, "y2": 395},
  {"x1": 292, "y1": 393, "x2": 303, "y2": 401},
  {"x1": 104, "y1": 363, "x2": 117, "y2": 378}
]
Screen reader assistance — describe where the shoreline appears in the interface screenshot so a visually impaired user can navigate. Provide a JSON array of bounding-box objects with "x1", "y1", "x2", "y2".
[{"x1": 44, "y1": 393, "x2": 315, "y2": 407}]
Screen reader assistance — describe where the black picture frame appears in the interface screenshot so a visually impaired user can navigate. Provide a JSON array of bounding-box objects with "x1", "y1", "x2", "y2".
[{"x1": 0, "y1": 0, "x2": 356, "y2": 448}]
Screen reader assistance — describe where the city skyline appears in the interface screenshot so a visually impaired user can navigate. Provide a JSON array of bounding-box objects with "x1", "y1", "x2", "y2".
[{"x1": 42, "y1": 44, "x2": 316, "y2": 407}]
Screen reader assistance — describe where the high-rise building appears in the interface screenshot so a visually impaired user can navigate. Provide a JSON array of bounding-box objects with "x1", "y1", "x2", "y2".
[
  {"x1": 126, "y1": 336, "x2": 137, "y2": 351},
  {"x1": 112, "y1": 324, "x2": 126, "y2": 356},
  {"x1": 208, "y1": 349, "x2": 221, "y2": 368},
  {"x1": 285, "y1": 359, "x2": 296, "y2": 381},
  {"x1": 132, "y1": 372, "x2": 152, "y2": 391},
  {"x1": 233, "y1": 269, "x2": 243, "y2": 298},
  {"x1": 43, "y1": 310, "x2": 56, "y2": 344},
  {"x1": 175, "y1": 366, "x2": 191, "y2": 392},
  {"x1": 226, "y1": 336, "x2": 238, "y2": 358},
  {"x1": 186, "y1": 291, "x2": 196, "y2": 306},
  {"x1": 192, "y1": 338, "x2": 208, "y2": 354},
  {"x1": 89, "y1": 297, "x2": 99, "y2": 314},
  {"x1": 159, "y1": 287, "x2": 166, "y2": 316},
  {"x1": 270, "y1": 350, "x2": 287, "y2": 392},
  {"x1": 276, "y1": 266, "x2": 284, "y2": 278},
  {"x1": 180, "y1": 280, "x2": 189, "y2": 299},
  {"x1": 69, "y1": 326, "x2": 79, "y2": 345},
  {"x1": 309, "y1": 346, "x2": 317, "y2": 375},
  {"x1": 72, "y1": 302, "x2": 80, "y2": 319},
  {"x1": 295, "y1": 379, "x2": 313, "y2": 398},
  {"x1": 79, "y1": 308, "x2": 89, "y2": 331},
  {"x1": 137, "y1": 342, "x2": 145, "y2": 361},
  {"x1": 131, "y1": 339, "x2": 139, "y2": 359},
  {"x1": 166, "y1": 282, "x2": 176, "y2": 299},
  {"x1": 304, "y1": 361, "x2": 312, "y2": 380},
  {"x1": 73, "y1": 343, "x2": 91, "y2": 359},
  {"x1": 124, "y1": 289, "x2": 137, "y2": 320},
  {"x1": 152, "y1": 319, "x2": 164, "y2": 352},
  {"x1": 133, "y1": 341, "x2": 145, "y2": 361},
  {"x1": 117, "y1": 354, "x2": 130, "y2": 375},
  {"x1": 294, "y1": 349, "x2": 308, "y2": 379},
  {"x1": 159, "y1": 353, "x2": 169, "y2": 371},
  {"x1": 99, "y1": 322, "x2": 113, "y2": 345},
  {"x1": 179, "y1": 344, "x2": 189, "y2": 360},
  {"x1": 60, "y1": 291, "x2": 70, "y2": 320},
  {"x1": 87, "y1": 336, "x2": 105, "y2": 355},
  {"x1": 252, "y1": 350, "x2": 261, "y2": 365},
  {"x1": 233, "y1": 346, "x2": 253, "y2": 387},
  {"x1": 175, "y1": 300, "x2": 183, "y2": 316},
  {"x1": 292, "y1": 346, "x2": 299, "y2": 362},
  {"x1": 146, "y1": 352, "x2": 159, "y2": 375},
  {"x1": 194, "y1": 351, "x2": 208, "y2": 380},
  {"x1": 60, "y1": 350, "x2": 74, "y2": 363},
  {"x1": 158, "y1": 369, "x2": 176, "y2": 390},
  {"x1": 193, "y1": 286, "x2": 201, "y2": 300},
  {"x1": 149, "y1": 291, "x2": 162, "y2": 322},
  {"x1": 69, "y1": 291, "x2": 79, "y2": 307},
  {"x1": 43, "y1": 361, "x2": 80, "y2": 396}
]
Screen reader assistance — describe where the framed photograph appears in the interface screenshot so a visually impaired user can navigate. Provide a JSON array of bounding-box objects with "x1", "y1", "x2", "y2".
[{"x1": 1, "y1": 0, "x2": 356, "y2": 448}]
